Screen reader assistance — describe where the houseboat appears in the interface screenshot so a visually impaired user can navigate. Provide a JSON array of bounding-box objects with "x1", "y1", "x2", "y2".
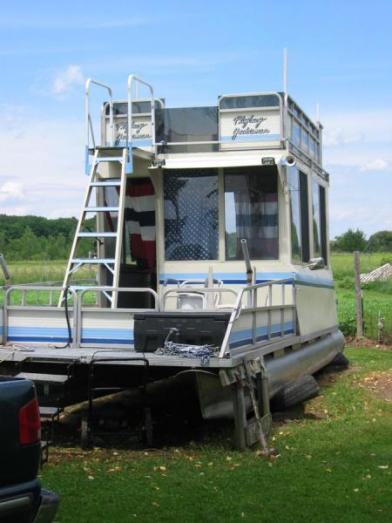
[{"x1": 0, "y1": 74, "x2": 344, "y2": 449}]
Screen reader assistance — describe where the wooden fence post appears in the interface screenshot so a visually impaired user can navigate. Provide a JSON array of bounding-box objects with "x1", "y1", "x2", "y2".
[{"x1": 353, "y1": 251, "x2": 364, "y2": 338}]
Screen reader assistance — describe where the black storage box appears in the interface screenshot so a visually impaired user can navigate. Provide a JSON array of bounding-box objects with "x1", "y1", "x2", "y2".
[{"x1": 133, "y1": 312, "x2": 231, "y2": 353}]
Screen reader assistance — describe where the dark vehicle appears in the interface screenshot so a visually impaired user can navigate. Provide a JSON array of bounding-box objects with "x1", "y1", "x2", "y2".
[{"x1": 0, "y1": 377, "x2": 59, "y2": 522}]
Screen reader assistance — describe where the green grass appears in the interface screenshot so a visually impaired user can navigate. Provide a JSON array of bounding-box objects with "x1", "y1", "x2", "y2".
[
  {"x1": 0, "y1": 260, "x2": 95, "y2": 306},
  {"x1": 332, "y1": 253, "x2": 392, "y2": 341},
  {"x1": 40, "y1": 347, "x2": 392, "y2": 523}
]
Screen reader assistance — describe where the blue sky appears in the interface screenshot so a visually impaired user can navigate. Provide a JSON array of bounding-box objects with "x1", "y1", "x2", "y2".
[{"x1": 0, "y1": 0, "x2": 391, "y2": 238}]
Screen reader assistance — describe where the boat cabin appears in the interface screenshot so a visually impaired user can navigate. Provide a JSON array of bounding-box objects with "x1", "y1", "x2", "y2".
[{"x1": 75, "y1": 87, "x2": 330, "y2": 316}]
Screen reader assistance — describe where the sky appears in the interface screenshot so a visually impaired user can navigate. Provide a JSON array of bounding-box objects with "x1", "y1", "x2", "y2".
[{"x1": 0, "y1": 0, "x2": 391, "y2": 239}]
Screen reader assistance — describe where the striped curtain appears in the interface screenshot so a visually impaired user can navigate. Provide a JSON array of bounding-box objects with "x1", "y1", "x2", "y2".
[
  {"x1": 124, "y1": 179, "x2": 156, "y2": 269},
  {"x1": 225, "y1": 167, "x2": 279, "y2": 260}
]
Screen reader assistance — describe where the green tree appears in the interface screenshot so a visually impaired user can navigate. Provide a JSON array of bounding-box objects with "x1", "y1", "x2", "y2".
[
  {"x1": 367, "y1": 230, "x2": 392, "y2": 252},
  {"x1": 7, "y1": 227, "x2": 40, "y2": 260},
  {"x1": 332, "y1": 229, "x2": 367, "y2": 252}
]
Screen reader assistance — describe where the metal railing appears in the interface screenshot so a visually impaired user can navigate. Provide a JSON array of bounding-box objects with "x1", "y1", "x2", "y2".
[
  {"x1": 127, "y1": 75, "x2": 156, "y2": 156},
  {"x1": 78, "y1": 286, "x2": 159, "y2": 309},
  {"x1": 5, "y1": 285, "x2": 77, "y2": 308},
  {"x1": 2, "y1": 285, "x2": 159, "y2": 349},
  {"x1": 3, "y1": 286, "x2": 79, "y2": 347},
  {"x1": 85, "y1": 78, "x2": 114, "y2": 151},
  {"x1": 161, "y1": 286, "x2": 238, "y2": 311},
  {"x1": 219, "y1": 279, "x2": 296, "y2": 358},
  {"x1": 2, "y1": 281, "x2": 297, "y2": 358}
]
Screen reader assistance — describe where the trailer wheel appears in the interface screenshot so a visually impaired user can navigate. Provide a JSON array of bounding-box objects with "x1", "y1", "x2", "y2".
[
  {"x1": 328, "y1": 352, "x2": 349, "y2": 369},
  {"x1": 271, "y1": 374, "x2": 320, "y2": 411}
]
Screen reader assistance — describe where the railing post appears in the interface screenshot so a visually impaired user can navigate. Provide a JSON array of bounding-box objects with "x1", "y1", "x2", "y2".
[
  {"x1": 85, "y1": 78, "x2": 113, "y2": 173},
  {"x1": 354, "y1": 251, "x2": 364, "y2": 339},
  {"x1": 127, "y1": 74, "x2": 156, "y2": 174}
]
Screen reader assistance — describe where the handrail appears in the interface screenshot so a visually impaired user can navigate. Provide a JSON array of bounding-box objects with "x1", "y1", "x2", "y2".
[
  {"x1": 85, "y1": 78, "x2": 114, "y2": 173},
  {"x1": 78, "y1": 286, "x2": 159, "y2": 310},
  {"x1": 161, "y1": 286, "x2": 238, "y2": 311},
  {"x1": 3, "y1": 286, "x2": 79, "y2": 348},
  {"x1": 219, "y1": 278, "x2": 296, "y2": 358},
  {"x1": 127, "y1": 75, "x2": 156, "y2": 157},
  {"x1": 5, "y1": 285, "x2": 77, "y2": 307}
]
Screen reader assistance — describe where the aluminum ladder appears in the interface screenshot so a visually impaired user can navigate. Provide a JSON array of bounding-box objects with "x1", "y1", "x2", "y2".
[
  {"x1": 59, "y1": 147, "x2": 128, "y2": 308},
  {"x1": 60, "y1": 74, "x2": 157, "y2": 308}
]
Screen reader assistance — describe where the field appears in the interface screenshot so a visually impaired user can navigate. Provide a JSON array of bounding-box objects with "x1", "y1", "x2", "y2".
[
  {"x1": 1, "y1": 255, "x2": 391, "y2": 340},
  {"x1": 40, "y1": 347, "x2": 392, "y2": 523},
  {"x1": 332, "y1": 253, "x2": 392, "y2": 342}
]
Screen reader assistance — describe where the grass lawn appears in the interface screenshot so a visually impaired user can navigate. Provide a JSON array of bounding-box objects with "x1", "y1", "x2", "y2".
[
  {"x1": 41, "y1": 347, "x2": 392, "y2": 523},
  {"x1": 332, "y1": 253, "x2": 392, "y2": 341}
]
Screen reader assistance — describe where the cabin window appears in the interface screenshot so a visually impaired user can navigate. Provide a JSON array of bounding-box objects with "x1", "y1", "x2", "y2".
[
  {"x1": 312, "y1": 178, "x2": 328, "y2": 263},
  {"x1": 224, "y1": 166, "x2": 278, "y2": 260},
  {"x1": 302, "y1": 130, "x2": 309, "y2": 152},
  {"x1": 288, "y1": 168, "x2": 310, "y2": 263},
  {"x1": 309, "y1": 137, "x2": 316, "y2": 159},
  {"x1": 164, "y1": 170, "x2": 219, "y2": 260},
  {"x1": 291, "y1": 119, "x2": 301, "y2": 146}
]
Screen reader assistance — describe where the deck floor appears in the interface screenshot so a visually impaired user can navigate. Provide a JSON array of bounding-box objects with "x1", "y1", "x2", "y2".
[{"x1": 0, "y1": 344, "x2": 235, "y2": 368}]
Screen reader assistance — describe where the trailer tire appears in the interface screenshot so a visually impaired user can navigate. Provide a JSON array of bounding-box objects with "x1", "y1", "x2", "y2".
[
  {"x1": 271, "y1": 374, "x2": 320, "y2": 411},
  {"x1": 328, "y1": 352, "x2": 349, "y2": 369}
]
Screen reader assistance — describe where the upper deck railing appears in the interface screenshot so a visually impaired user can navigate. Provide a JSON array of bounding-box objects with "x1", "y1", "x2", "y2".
[{"x1": 85, "y1": 75, "x2": 323, "y2": 169}]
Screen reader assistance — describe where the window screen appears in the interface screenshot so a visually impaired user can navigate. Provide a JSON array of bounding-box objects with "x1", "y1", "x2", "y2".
[
  {"x1": 288, "y1": 167, "x2": 302, "y2": 263},
  {"x1": 224, "y1": 166, "x2": 278, "y2": 260},
  {"x1": 319, "y1": 185, "x2": 328, "y2": 264},
  {"x1": 312, "y1": 179, "x2": 328, "y2": 263},
  {"x1": 300, "y1": 172, "x2": 310, "y2": 262},
  {"x1": 288, "y1": 168, "x2": 310, "y2": 263},
  {"x1": 164, "y1": 170, "x2": 218, "y2": 260}
]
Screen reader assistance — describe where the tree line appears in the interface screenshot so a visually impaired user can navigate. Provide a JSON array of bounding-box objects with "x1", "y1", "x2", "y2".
[
  {"x1": 0, "y1": 215, "x2": 391, "y2": 261},
  {"x1": 331, "y1": 229, "x2": 392, "y2": 253},
  {"x1": 0, "y1": 214, "x2": 94, "y2": 261}
]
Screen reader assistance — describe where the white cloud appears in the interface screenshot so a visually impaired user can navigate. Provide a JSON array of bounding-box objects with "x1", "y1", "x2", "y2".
[
  {"x1": 322, "y1": 109, "x2": 392, "y2": 171},
  {"x1": 323, "y1": 109, "x2": 392, "y2": 148},
  {"x1": 86, "y1": 50, "x2": 261, "y2": 77},
  {"x1": 52, "y1": 65, "x2": 84, "y2": 95},
  {"x1": 0, "y1": 182, "x2": 24, "y2": 203},
  {"x1": 323, "y1": 128, "x2": 364, "y2": 147},
  {"x1": 0, "y1": 109, "x2": 85, "y2": 218},
  {"x1": 0, "y1": 16, "x2": 152, "y2": 30},
  {"x1": 360, "y1": 159, "x2": 389, "y2": 172}
]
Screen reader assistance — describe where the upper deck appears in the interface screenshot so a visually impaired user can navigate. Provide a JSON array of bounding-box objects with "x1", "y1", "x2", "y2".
[{"x1": 100, "y1": 91, "x2": 324, "y2": 173}]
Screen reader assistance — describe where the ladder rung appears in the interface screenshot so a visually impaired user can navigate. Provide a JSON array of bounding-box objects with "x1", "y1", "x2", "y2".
[
  {"x1": 84, "y1": 207, "x2": 119, "y2": 212},
  {"x1": 90, "y1": 181, "x2": 121, "y2": 187},
  {"x1": 78, "y1": 232, "x2": 117, "y2": 238},
  {"x1": 72, "y1": 258, "x2": 115, "y2": 264}
]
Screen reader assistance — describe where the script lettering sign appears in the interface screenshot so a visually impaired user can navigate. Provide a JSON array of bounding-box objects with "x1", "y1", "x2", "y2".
[{"x1": 220, "y1": 108, "x2": 281, "y2": 150}]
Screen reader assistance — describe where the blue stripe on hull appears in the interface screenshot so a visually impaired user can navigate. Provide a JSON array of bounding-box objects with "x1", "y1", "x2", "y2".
[
  {"x1": 81, "y1": 338, "x2": 134, "y2": 345},
  {"x1": 7, "y1": 326, "x2": 134, "y2": 345},
  {"x1": 8, "y1": 336, "x2": 70, "y2": 343},
  {"x1": 229, "y1": 321, "x2": 295, "y2": 349},
  {"x1": 159, "y1": 271, "x2": 334, "y2": 289}
]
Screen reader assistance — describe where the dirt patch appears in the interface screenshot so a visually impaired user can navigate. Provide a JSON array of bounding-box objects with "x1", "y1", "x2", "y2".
[{"x1": 358, "y1": 370, "x2": 392, "y2": 402}]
